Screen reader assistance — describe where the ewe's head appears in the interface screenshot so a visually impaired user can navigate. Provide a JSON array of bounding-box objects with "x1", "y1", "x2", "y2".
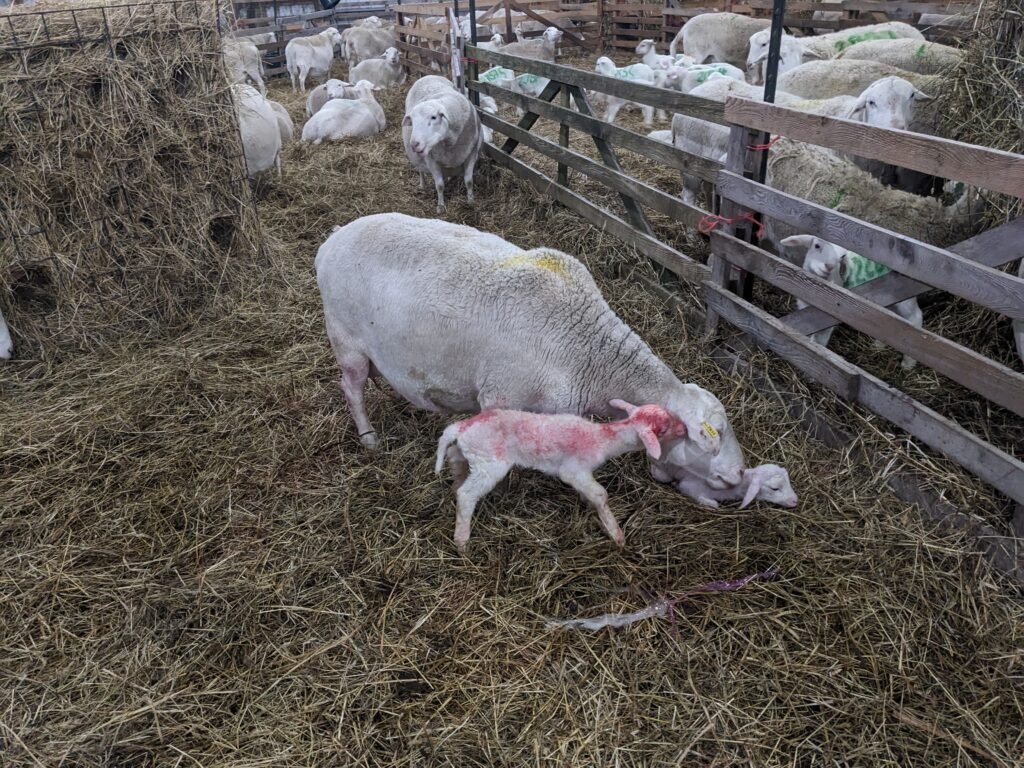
[
  {"x1": 364, "y1": 15, "x2": 382, "y2": 27},
  {"x1": 781, "y1": 235, "x2": 845, "y2": 279},
  {"x1": 660, "y1": 384, "x2": 743, "y2": 488},
  {"x1": 741, "y1": 464, "x2": 798, "y2": 509},
  {"x1": 542, "y1": 27, "x2": 563, "y2": 44},
  {"x1": 490, "y1": 33, "x2": 503, "y2": 46},
  {"x1": 595, "y1": 57, "x2": 616, "y2": 76},
  {"x1": 325, "y1": 27, "x2": 342, "y2": 48},
  {"x1": 851, "y1": 76, "x2": 932, "y2": 131},
  {"x1": 325, "y1": 78, "x2": 349, "y2": 99},
  {"x1": 352, "y1": 80, "x2": 380, "y2": 100},
  {"x1": 745, "y1": 31, "x2": 802, "y2": 84},
  {"x1": 403, "y1": 100, "x2": 451, "y2": 155},
  {"x1": 383, "y1": 46, "x2": 401, "y2": 65},
  {"x1": 635, "y1": 38, "x2": 656, "y2": 56}
]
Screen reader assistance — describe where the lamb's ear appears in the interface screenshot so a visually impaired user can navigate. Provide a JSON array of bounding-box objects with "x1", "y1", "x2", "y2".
[
  {"x1": 637, "y1": 426, "x2": 662, "y2": 460},
  {"x1": 850, "y1": 95, "x2": 867, "y2": 119},
  {"x1": 801, "y1": 49, "x2": 827, "y2": 61},
  {"x1": 914, "y1": 89, "x2": 934, "y2": 103},
  {"x1": 780, "y1": 234, "x2": 814, "y2": 250},
  {"x1": 402, "y1": 114, "x2": 412, "y2": 127},
  {"x1": 739, "y1": 474, "x2": 761, "y2": 509},
  {"x1": 608, "y1": 398, "x2": 637, "y2": 416}
]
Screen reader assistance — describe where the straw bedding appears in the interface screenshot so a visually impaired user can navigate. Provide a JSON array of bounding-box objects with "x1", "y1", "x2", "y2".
[
  {"x1": 0, "y1": 0, "x2": 260, "y2": 359},
  {"x1": 1, "y1": 6, "x2": 1022, "y2": 767}
]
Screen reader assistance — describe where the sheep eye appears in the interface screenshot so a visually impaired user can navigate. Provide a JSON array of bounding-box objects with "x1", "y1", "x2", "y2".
[
  {"x1": 868, "y1": 100, "x2": 876, "y2": 107},
  {"x1": 768, "y1": 482, "x2": 781, "y2": 490}
]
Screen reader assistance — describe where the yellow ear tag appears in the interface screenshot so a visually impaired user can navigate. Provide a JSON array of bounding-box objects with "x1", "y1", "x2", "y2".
[{"x1": 701, "y1": 421, "x2": 719, "y2": 439}]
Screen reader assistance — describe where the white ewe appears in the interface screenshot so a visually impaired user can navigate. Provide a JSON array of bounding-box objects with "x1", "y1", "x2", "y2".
[
  {"x1": 402, "y1": 75, "x2": 483, "y2": 212},
  {"x1": 232, "y1": 83, "x2": 282, "y2": 178},
  {"x1": 285, "y1": 26, "x2": 343, "y2": 92},
  {"x1": 301, "y1": 80, "x2": 385, "y2": 144}
]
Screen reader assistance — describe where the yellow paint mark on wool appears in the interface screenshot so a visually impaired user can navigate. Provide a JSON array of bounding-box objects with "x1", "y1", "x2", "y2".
[{"x1": 496, "y1": 251, "x2": 568, "y2": 277}]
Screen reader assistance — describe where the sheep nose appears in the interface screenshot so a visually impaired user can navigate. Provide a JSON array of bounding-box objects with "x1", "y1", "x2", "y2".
[{"x1": 411, "y1": 141, "x2": 422, "y2": 153}]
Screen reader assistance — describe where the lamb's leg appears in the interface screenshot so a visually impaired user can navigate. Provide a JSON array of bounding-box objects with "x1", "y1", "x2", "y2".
[
  {"x1": 299, "y1": 66, "x2": 309, "y2": 92},
  {"x1": 674, "y1": 477, "x2": 721, "y2": 508},
  {"x1": 289, "y1": 68, "x2": 298, "y2": 92},
  {"x1": 454, "y1": 462, "x2": 510, "y2": 551},
  {"x1": 604, "y1": 99, "x2": 621, "y2": 125},
  {"x1": 558, "y1": 469, "x2": 624, "y2": 547}
]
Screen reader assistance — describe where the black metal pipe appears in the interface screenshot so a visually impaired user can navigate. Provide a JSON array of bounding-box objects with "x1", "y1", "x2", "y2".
[
  {"x1": 468, "y1": 0, "x2": 477, "y2": 45},
  {"x1": 762, "y1": 0, "x2": 786, "y2": 105}
]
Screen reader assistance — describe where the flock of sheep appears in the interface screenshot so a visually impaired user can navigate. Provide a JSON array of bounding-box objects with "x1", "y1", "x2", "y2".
[{"x1": 5, "y1": 11, "x2": 1013, "y2": 547}]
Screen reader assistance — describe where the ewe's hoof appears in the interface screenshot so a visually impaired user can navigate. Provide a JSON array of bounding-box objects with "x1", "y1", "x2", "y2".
[{"x1": 359, "y1": 432, "x2": 379, "y2": 450}]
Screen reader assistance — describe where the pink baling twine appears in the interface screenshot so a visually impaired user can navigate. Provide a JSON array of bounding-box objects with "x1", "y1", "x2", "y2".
[{"x1": 546, "y1": 567, "x2": 781, "y2": 631}]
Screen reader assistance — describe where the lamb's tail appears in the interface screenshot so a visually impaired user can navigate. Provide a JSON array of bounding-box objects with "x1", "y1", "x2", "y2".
[{"x1": 435, "y1": 424, "x2": 460, "y2": 475}]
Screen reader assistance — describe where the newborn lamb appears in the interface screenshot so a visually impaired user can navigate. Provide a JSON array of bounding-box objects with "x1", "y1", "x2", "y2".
[{"x1": 435, "y1": 400, "x2": 688, "y2": 550}]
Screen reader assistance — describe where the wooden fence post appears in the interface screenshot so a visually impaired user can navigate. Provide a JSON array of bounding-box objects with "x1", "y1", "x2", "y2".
[{"x1": 558, "y1": 86, "x2": 569, "y2": 186}]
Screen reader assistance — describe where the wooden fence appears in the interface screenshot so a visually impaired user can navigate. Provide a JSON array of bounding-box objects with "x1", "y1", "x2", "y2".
[
  {"x1": 464, "y1": 42, "x2": 1024, "y2": 508},
  {"x1": 606, "y1": 0, "x2": 978, "y2": 51},
  {"x1": 395, "y1": 0, "x2": 600, "y2": 77},
  {"x1": 230, "y1": 0, "x2": 390, "y2": 79}
]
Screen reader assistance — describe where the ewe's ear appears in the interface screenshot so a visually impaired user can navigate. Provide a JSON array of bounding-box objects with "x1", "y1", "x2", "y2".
[
  {"x1": 739, "y1": 474, "x2": 761, "y2": 509},
  {"x1": 850, "y1": 95, "x2": 867, "y2": 118},
  {"x1": 608, "y1": 398, "x2": 637, "y2": 416},
  {"x1": 402, "y1": 114, "x2": 412, "y2": 127},
  {"x1": 637, "y1": 426, "x2": 662, "y2": 460},
  {"x1": 780, "y1": 234, "x2": 814, "y2": 250},
  {"x1": 914, "y1": 89, "x2": 934, "y2": 102},
  {"x1": 687, "y1": 418, "x2": 722, "y2": 456}
]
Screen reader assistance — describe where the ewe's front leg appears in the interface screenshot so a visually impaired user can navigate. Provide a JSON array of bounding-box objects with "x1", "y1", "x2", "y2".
[
  {"x1": 426, "y1": 161, "x2": 447, "y2": 212},
  {"x1": 559, "y1": 469, "x2": 624, "y2": 547},
  {"x1": 463, "y1": 154, "x2": 478, "y2": 204}
]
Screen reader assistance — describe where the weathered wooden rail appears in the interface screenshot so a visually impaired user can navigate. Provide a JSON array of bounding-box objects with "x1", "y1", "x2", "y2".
[
  {"x1": 605, "y1": 0, "x2": 978, "y2": 50},
  {"x1": 464, "y1": 43, "x2": 1024, "y2": 510}
]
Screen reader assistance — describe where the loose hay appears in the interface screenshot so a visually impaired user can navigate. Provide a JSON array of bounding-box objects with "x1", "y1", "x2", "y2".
[
  {"x1": 0, "y1": 19, "x2": 1022, "y2": 768},
  {"x1": 0, "y1": 0, "x2": 260, "y2": 359}
]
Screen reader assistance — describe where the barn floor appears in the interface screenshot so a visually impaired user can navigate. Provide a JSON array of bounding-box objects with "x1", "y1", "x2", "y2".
[{"x1": 0, "y1": 69, "x2": 1022, "y2": 767}]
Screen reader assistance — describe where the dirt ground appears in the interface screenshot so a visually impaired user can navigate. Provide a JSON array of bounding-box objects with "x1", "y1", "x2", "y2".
[{"x1": 0, "y1": 60, "x2": 1022, "y2": 766}]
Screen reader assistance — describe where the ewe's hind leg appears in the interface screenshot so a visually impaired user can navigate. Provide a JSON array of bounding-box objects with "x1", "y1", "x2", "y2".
[
  {"x1": 454, "y1": 462, "x2": 510, "y2": 551},
  {"x1": 894, "y1": 298, "x2": 923, "y2": 369},
  {"x1": 327, "y1": 328, "x2": 378, "y2": 448},
  {"x1": 558, "y1": 468, "x2": 624, "y2": 547},
  {"x1": 299, "y1": 66, "x2": 310, "y2": 92}
]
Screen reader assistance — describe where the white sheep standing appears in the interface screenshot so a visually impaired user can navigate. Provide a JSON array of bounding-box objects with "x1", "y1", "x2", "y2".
[
  {"x1": 232, "y1": 83, "x2": 282, "y2": 178},
  {"x1": 0, "y1": 306, "x2": 12, "y2": 361},
  {"x1": 222, "y1": 37, "x2": 265, "y2": 95},
  {"x1": 435, "y1": 400, "x2": 688, "y2": 549},
  {"x1": 660, "y1": 463, "x2": 799, "y2": 509},
  {"x1": 668, "y1": 12, "x2": 769, "y2": 66},
  {"x1": 746, "y1": 21, "x2": 924, "y2": 83},
  {"x1": 315, "y1": 213, "x2": 741, "y2": 484},
  {"x1": 402, "y1": 75, "x2": 483, "y2": 212},
  {"x1": 595, "y1": 57, "x2": 656, "y2": 126},
  {"x1": 348, "y1": 46, "x2": 405, "y2": 88},
  {"x1": 499, "y1": 26, "x2": 563, "y2": 62},
  {"x1": 778, "y1": 59, "x2": 942, "y2": 100},
  {"x1": 835, "y1": 38, "x2": 963, "y2": 75},
  {"x1": 267, "y1": 99, "x2": 294, "y2": 143},
  {"x1": 781, "y1": 235, "x2": 923, "y2": 369},
  {"x1": 345, "y1": 26, "x2": 396, "y2": 69},
  {"x1": 285, "y1": 26, "x2": 343, "y2": 92},
  {"x1": 744, "y1": 33, "x2": 811, "y2": 86},
  {"x1": 635, "y1": 38, "x2": 675, "y2": 70},
  {"x1": 305, "y1": 78, "x2": 349, "y2": 117},
  {"x1": 301, "y1": 80, "x2": 385, "y2": 144}
]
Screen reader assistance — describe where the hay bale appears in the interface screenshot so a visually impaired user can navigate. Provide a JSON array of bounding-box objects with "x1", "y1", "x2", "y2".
[
  {"x1": 0, "y1": 0, "x2": 262, "y2": 358},
  {"x1": 938, "y1": 0, "x2": 1023, "y2": 223}
]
